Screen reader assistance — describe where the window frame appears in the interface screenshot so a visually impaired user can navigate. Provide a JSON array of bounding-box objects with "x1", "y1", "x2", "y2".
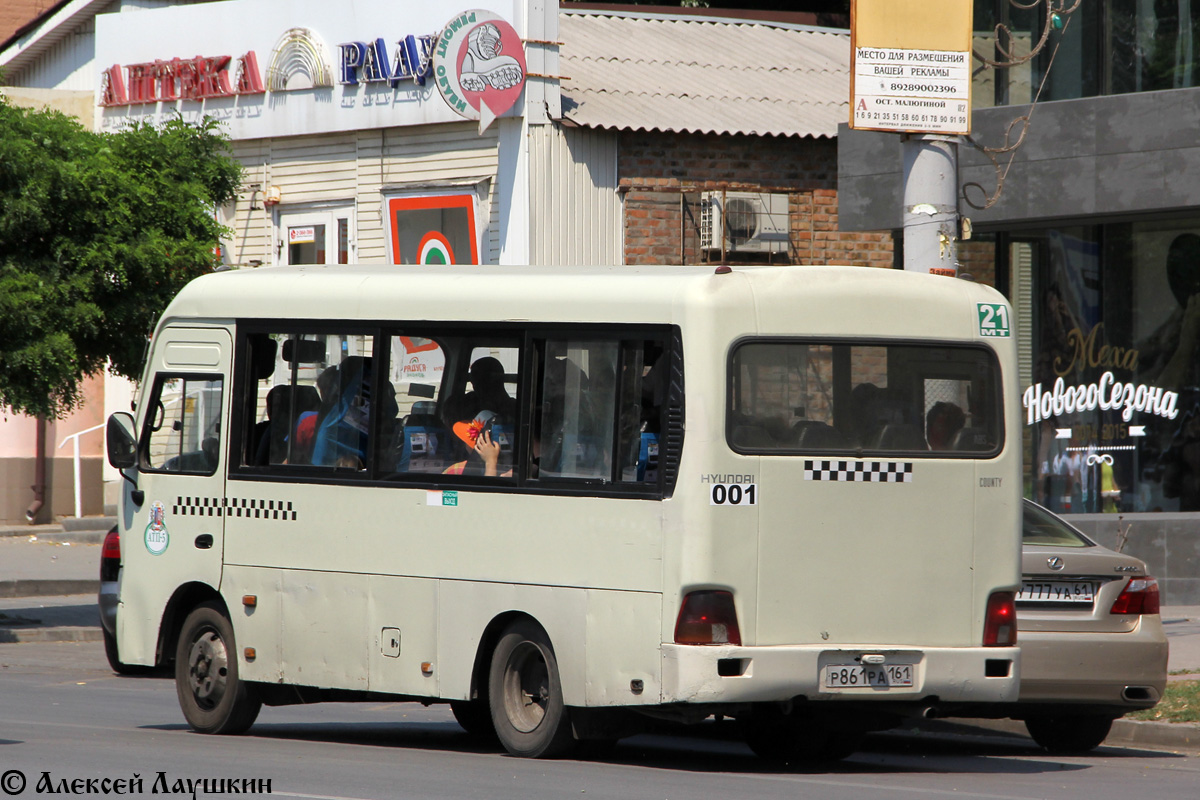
[
  {"x1": 228, "y1": 319, "x2": 682, "y2": 500},
  {"x1": 725, "y1": 336, "x2": 1006, "y2": 459},
  {"x1": 138, "y1": 372, "x2": 226, "y2": 477}
]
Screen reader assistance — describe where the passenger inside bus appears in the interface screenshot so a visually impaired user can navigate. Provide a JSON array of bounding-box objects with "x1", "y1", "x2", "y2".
[
  {"x1": 926, "y1": 401, "x2": 967, "y2": 450},
  {"x1": 443, "y1": 356, "x2": 516, "y2": 426},
  {"x1": 444, "y1": 409, "x2": 514, "y2": 476}
]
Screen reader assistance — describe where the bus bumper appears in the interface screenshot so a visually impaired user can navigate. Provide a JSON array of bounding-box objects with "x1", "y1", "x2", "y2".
[{"x1": 661, "y1": 643, "x2": 1020, "y2": 706}]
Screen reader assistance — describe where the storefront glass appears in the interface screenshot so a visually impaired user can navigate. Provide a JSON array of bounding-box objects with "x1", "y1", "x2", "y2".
[
  {"x1": 973, "y1": 0, "x2": 1200, "y2": 105},
  {"x1": 1018, "y1": 216, "x2": 1200, "y2": 513}
]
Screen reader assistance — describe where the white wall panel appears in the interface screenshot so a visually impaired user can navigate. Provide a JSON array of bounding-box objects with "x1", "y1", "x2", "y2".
[{"x1": 530, "y1": 124, "x2": 621, "y2": 266}]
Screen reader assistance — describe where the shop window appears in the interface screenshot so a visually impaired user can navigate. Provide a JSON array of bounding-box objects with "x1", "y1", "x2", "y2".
[
  {"x1": 1019, "y1": 218, "x2": 1200, "y2": 513},
  {"x1": 972, "y1": 0, "x2": 1200, "y2": 105},
  {"x1": 387, "y1": 194, "x2": 479, "y2": 265}
]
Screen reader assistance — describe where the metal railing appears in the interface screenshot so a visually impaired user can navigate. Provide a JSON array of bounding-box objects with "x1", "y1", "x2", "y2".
[{"x1": 58, "y1": 423, "x2": 106, "y2": 519}]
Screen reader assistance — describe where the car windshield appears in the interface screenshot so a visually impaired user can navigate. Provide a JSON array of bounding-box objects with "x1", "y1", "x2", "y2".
[{"x1": 1022, "y1": 500, "x2": 1094, "y2": 547}]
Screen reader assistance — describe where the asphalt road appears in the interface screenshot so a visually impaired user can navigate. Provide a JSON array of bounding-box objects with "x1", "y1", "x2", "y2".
[{"x1": 2, "y1": 641, "x2": 1199, "y2": 800}]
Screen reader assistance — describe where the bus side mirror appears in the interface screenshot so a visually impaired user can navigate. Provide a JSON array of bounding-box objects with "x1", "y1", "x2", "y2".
[
  {"x1": 107, "y1": 413, "x2": 144, "y2": 507},
  {"x1": 107, "y1": 413, "x2": 138, "y2": 469}
]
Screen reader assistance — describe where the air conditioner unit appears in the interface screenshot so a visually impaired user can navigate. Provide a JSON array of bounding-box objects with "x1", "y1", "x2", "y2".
[{"x1": 699, "y1": 191, "x2": 789, "y2": 253}]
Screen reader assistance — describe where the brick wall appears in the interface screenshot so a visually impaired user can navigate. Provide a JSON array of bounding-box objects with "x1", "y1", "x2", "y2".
[{"x1": 618, "y1": 131, "x2": 894, "y2": 268}]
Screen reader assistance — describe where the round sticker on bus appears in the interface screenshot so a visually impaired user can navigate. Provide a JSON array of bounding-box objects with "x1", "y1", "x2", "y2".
[{"x1": 144, "y1": 501, "x2": 170, "y2": 555}]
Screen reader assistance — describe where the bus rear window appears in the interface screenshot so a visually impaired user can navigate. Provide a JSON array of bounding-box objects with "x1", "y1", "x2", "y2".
[{"x1": 728, "y1": 341, "x2": 1003, "y2": 456}]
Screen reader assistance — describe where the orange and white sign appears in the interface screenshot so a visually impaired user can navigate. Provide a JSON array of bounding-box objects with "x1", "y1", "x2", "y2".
[{"x1": 850, "y1": 0, "x2": 972, "y2": 135}]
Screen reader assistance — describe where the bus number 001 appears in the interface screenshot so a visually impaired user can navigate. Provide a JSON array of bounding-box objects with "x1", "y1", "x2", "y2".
[{"x1": 710, "y1": 483, "x2": 757, "y2": 506}]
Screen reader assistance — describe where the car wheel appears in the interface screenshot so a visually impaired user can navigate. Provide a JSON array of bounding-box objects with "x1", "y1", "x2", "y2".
[
  {"x1": 1024, "y1": 714, "x2": 1114, "y2": 753},
  {"x1": 102, "y1": 627, "x2": 151, "y2": 676},
  {"x1": 488, "y1": 620, "x2": 575, "y2": 758},
  {"x1": 450, "y1": 699, "x2": 496, "y2": 739},
  {"x1": 174, "y1": 602, "x2": 261, "y2": 734},
  {"x1": 744, "y1": 706, "x2": 862, "y2": 764}
]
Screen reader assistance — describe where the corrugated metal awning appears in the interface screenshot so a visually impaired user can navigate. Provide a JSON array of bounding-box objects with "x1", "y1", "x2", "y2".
[{"x1": 559, "y1": 11, "x2": 850, "y2": 139}]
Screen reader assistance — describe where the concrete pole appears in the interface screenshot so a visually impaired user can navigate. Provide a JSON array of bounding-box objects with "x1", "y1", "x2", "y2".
[{"x1": 901, "y1": 134, "x2": 960, "y2": 276}]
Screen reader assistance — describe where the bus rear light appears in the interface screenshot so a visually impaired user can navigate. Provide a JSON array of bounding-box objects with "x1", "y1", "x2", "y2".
[
  {"x1": 1110, "y1": 576, "x2": 1160, "y2": 615},
  {"x1": 983, "y1": 591, "x2": 1016, "y2": 647},
  {"x1": 675, "y1": 590, "x2": 741, "y2": 645}
]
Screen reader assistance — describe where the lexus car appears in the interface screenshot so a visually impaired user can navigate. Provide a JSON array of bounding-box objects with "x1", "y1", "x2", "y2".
[{"x1": 1011, "y1": 499, "x2": 1168, "y2": 752}]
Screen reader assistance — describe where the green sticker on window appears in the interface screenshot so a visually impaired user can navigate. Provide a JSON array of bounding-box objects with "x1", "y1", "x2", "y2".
[
  {"x1": 442, "y1": 491, "x2": 458, "y2": 507},
  {"x1": 977, "y1": 303, "x2": 1011, "y2": 337}
]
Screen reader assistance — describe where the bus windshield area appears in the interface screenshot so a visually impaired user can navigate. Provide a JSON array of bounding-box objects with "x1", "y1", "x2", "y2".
[{"x1": 728, "y1": 340, "x2": 1003, "y2": 456}]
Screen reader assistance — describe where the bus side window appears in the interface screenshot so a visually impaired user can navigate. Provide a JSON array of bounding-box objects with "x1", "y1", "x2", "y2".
[
  {"x1": 240, "y1": 332, "x2": 375, "y2": 469},
  {"x1": 144, "y1": 376, "x2": 223, "y2": 475},
  {"x1": 537, "y1": 339, "x2": 618, "y2": 481},
  {"x1": 383, "y1": 334, "x2": 451, "y2": 476},
  {"x1": 617, "y1": 340, "x2": 664, "y2": 483}
]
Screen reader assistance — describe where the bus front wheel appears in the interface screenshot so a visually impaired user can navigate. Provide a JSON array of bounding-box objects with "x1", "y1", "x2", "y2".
[
  {"x1": 174, "y1": 602, "x2": 261, "y2": 734},
  {"x1": 488, "y1": 620, "x2": 575, "y2": 758}
]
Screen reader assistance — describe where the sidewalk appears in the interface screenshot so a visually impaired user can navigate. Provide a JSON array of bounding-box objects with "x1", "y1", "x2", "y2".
[{"x1": 0, "y1": 524, "x2": 107, "y2": 643}]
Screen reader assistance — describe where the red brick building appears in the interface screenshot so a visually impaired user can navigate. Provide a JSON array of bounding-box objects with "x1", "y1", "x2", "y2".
[{"x1": 560, "y1": 7, "x2": 893, "y2": 269}]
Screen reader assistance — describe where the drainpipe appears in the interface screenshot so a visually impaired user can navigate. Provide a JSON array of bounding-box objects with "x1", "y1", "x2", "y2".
[{"x1": 25, "y1": 416, "x2": 47, "y2": 523}]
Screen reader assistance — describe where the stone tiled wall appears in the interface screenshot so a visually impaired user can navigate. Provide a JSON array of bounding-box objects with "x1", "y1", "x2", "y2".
[{"x1": 1069, "y1": 513, "x2": 1200, "y2": 605}]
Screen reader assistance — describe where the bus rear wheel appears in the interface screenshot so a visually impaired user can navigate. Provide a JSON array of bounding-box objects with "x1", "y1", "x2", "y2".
[
  {"x1": 175, "y1": 602, "x2": 261, "y2": 734},
  {"x1": 744, "y1": 706, "x2": 862, "y2": 764},
  {"x1": 488, "y1": 620, "x2": 575, "y2": 758}
]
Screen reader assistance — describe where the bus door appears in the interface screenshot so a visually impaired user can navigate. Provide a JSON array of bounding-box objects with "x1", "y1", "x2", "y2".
[{"x1": 120, "y1": 328, "x2": 232, "y2": 661}]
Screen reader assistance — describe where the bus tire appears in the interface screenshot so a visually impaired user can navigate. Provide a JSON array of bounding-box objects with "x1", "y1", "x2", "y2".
[
  {"x1": 744, "y1": 707, "x2": 861, "y2": 764},
  {"x1": 488, "y1": 620, "x2": 575, "y2": 758},
  {"x1": 175, "y1": 602, "x2": 261, "y2": 735},
  {"x1": 450, "y1": 699, "x2": 495, "y2": 739}
]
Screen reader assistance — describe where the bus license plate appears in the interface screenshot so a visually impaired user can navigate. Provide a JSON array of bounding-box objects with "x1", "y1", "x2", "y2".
[{"x1": 825, "y1": 664, "x2": 913, "y2": 689}]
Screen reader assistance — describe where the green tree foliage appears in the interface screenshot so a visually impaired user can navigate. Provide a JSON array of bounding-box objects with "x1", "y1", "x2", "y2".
[{"x1": 0, "y1": 98, "x2": 241, "y2": 419}]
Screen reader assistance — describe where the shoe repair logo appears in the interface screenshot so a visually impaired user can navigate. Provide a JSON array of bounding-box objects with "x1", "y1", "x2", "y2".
[
  {"x1": 144, "y1": 501, "x2": 169, "y2": 556},
  {"x1": 434, "y1": 10, "x2": 527, "y2": 131}
]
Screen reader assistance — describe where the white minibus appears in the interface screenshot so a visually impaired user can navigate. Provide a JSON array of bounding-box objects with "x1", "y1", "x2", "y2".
[{"x1": 106, "y1": 263, "x2": 1021, "y2": 761}]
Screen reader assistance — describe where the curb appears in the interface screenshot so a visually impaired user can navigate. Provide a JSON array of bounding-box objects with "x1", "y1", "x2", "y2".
[
  {"x1": 0, "y1": 526, "x2": 64, "y2": 538},
  {"x1": 0, "y1": 580, "x2": 99, "y2": 598},
  {"x1": 28, "y1": 531, "x2": 105, "y2": 545},
  {"x1": 927, "y1": 716, "x2": 1200, "y2": 751},
  {"x1": 61, "y1": 516, "x2": 116, "y2": 533},
  {"x1": 0, "y1": 626, "x2": 103, "y2": 644}
]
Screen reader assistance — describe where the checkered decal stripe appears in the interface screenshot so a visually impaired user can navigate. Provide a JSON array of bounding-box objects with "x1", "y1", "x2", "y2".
[
  {"x1": 173, "y1": 497, "x2": 224, "y2": 516},
  {"x1": 173, "y1": 497, "x2": 298, "y2": 520},
  {"x1": 803, "y1": 460, "x2": 913, "y2": 483},
  {"x1": 228, "y1": 498, "x2": 297, "y2": 520}
]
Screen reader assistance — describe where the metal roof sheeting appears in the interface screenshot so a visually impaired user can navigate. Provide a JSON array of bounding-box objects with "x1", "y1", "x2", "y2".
[{"x1": 559, "y1": 11, "x2": 850, "y2": 139}]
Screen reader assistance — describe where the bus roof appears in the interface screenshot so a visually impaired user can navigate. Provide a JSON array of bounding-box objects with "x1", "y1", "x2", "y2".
[{"x1": 158, "y1": 264, "x2": 1007, "y2": 339}]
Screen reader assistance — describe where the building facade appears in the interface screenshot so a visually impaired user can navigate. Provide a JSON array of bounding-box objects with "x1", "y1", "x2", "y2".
[
  {"x1": 838, "y1": 0, "x2": 1200, "y2": 601},
  {"x1": 1, "y1": 1, "x2": 890, "y2": 524}
]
